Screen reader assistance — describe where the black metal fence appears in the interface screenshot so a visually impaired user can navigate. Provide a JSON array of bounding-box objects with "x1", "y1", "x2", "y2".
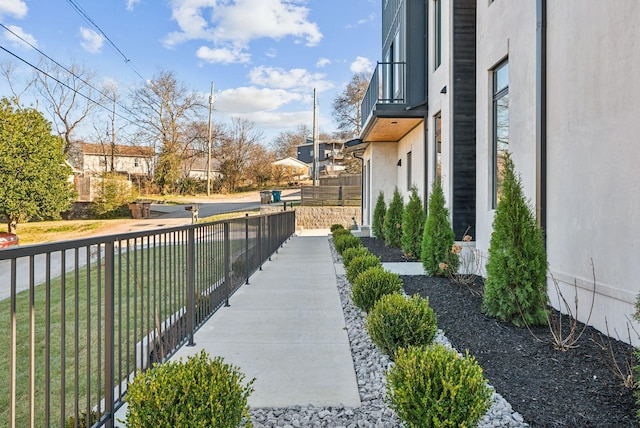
[{"x1": 0, "y1": 210, "x2": 295, "y2": 428}]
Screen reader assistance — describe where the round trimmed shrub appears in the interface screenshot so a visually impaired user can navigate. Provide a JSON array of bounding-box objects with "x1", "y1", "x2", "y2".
[
  {"x1": 125, "y1": 350, "x2": 254, "y2": 427},
  {"x1": 346, "y1": 254, "x2": 382, "y2": 284},
  {"x1": 341, "y1": 246, "x2": 371, "y2": 268},
  {"x1": 332, "y1": 227, "x2": 352, "y2": 239},
  {"x1": 351, "y1": 267, "x2": 402, "y2": 313},
  {"x1": 330, "y1": 223, "x2": 345, "y2": 233},
  {"x1": 366, "y1": 293, "x2": 437, "y2": 358},
  {"x1": 386, "y1": 345, "x2": 492, "y2": 428},
  {"x1": 334, "y1": 233, "x2": 362, "y2": 255}
]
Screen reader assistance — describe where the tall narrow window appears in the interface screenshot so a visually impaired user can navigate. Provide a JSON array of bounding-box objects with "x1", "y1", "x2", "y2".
[
  {"x1": 407, "y1": 151, "x2": 412, "y2": 190},
  {"x1": 492, "y1": 60, "x2": 509, "y2": 207},
  {"x1": 434, "y1": 0, "x2": 442, "y2": 69},
  {"x1": 434, "y1": 112, "x2": 442, "y2": 182}
]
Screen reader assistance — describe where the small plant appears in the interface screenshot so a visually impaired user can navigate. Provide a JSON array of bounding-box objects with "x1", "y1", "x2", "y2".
[
  {"x1": 401, "y1": 186, "x2": 426, "y2": 260},
  {"x1": 341, "y1": 246, "x2": 372, "y2": 268},
  {"x1": 386, "y1": 345, "x2": 492, "y2": 428},
  {"x1": 346, "y1": 254, "x2": 382, "y2": 284},
  {"x1": 421, "y1": 180, "x2": 458, "y2": 276},
  {"x1": 330, "y1": 223, "x2": 345, "y2": 233},
  {"x1": 65, "y1": 411, "x2": 101, "y2": 428},
  {"x1": 372, "y1": 191, "x2": 387, "y2": 239},
  {"x1": 125, "y1": 350, "x2": 254, "y2": 428},
  {"x1": 90, "y1": 172, "x2": 138, "y2": 219},
  {"x1": 482, "y1": 153, "x2": 547, "y2": 327},
  {"x1": 449, "y1": 229, "x2": 482, "y2": 288},
  {"x1": 334, "y1": 233, "x2": 362, "y2": 255},
  {"x1": 332, "y1": 227, "x2": 351, "y2": 239},
  {"x1": 366, "y1": 293, "x2": 437, "y2": 358},
  {"x1": 351, "y1": 268, "x2": 403, "y2": 313},
  {"x1": 383, "y1": 187, "x2": 404, "y2": 248}
]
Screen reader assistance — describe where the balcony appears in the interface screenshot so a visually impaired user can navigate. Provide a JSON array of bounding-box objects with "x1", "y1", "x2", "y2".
[{"x1": 360, "y1": 62, "x2": 426, "y2": 143}]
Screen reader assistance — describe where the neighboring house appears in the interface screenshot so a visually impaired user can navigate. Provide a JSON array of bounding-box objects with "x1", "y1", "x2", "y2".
[
  {"x1": 272, "y1": 157, "x2": 310, "y2": 181},
  {"x1": 349, "y1": 0, "x2": 640, "y2": 342},
  {"x1": 297, "y1": 139, "x2": 346, "y2": 176},
  {"x1": 80, "y1": 142, "x2": 154, "y2": 177},
  {"x1": 181, "y1": 151, "x2": 222, "y2": 180}
]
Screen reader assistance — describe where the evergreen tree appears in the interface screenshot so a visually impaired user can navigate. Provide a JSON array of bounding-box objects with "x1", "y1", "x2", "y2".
[
  {"x1": 383, "y1": 187, "x2": 404, "y2": 247},
  {"x1": 421, "y1": 180, "x2": 458, "y2": 276},
  {"x1": 372, "y1": 191, "x2": 386, "y2": 239},
  {"x1": 482, "y1": 153, "x2": 548, "y2": 326},
  {"x1": 401, "y1": 186, "x2": 425, "y2": 259}
]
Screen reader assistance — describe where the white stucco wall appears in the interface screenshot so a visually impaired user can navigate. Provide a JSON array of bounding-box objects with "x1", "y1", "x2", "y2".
[
  {"x1": 475, "y1": 1, "x2": 536, "y2": 255},
  {"x1": 545, "y1": 1, "x2": 640, "y2": 340},
  {"x1": 362, "y1": 142, "x2": 399, "y2": 230},
  {"x1": 396, "y1": 124, "x2": 426, "y2": 202}
]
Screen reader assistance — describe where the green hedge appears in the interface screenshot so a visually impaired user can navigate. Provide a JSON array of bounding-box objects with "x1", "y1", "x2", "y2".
[
  {"x1": 346, "y1": 254, "x2": 382, "y2": 284},
  {"x1": 334, "y1": 233, "x2": 362, "y2": 255},
  {"x1": 341, "y1": 246, "x2": 372, "y2": 268},
  {"x1": 351, "y1": 268, "x2": 402, "y2": 313}
]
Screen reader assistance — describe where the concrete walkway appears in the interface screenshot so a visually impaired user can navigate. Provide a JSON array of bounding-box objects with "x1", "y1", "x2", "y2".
[{"x1": 170, "y1": 229, "x2": 361, "y2": 409}]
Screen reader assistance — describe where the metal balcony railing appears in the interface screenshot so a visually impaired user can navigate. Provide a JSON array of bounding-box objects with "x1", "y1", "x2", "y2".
[
  {"x1": 360, "y1": 61, "x2": 407, "y2": 129},
  {"x1": 0, "y1": 210, "x2": 295, "y2": 428}
]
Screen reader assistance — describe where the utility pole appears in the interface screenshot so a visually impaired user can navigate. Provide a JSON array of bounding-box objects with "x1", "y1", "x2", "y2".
[
  {"x1": 207, "y1": 81, "x2": 214, "y2": 196},
  {"x1": 312, "y1": 88, "x2": 319, "y2": 186}
]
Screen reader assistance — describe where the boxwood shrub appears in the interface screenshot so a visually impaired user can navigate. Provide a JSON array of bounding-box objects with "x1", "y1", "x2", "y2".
[
  {"x1": 346, "y1": 254, "x2": 382, "y2": 284},
  {"x1": 330, "y1": 223, "x2": 345, "y2": 233},
  {"x1": 366, "y1": 293, "x2": 437, "y2": 358},
  {"x1": 386, "y1": 345, "x2": 492, "y2": 428},
  {"x1": 334, "y1": 233, "x2": 362, "y2": 255},
  {"x1": 341, "y1": 246, "x2": 371, "y2": 268},
  {"x1": 125, "y1": 350, "x2": 254, "y2": 428},
  {"x1": 351, "y1": 267, "x2": 402, "y2": 313}
]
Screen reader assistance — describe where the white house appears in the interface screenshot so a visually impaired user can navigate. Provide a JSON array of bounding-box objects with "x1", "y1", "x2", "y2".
[{"x1": 80, "y1": 142, "x2": 154, "y2": 177}]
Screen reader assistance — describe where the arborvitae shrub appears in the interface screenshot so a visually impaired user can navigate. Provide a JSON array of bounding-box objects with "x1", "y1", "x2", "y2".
[
  {"x1": 384, "y1": 187, "x2": 404, "y2": 247},
  {"x1": 341, "y1": 246, "x2": 372, "y2": 268},
  {"x1": 482, "y1": 153, "x2": 548, "y2": 327},
  {"x1": 366, "y1": 293, "x2": 437, "y2": 358},
  {"x1": 334, "y1": 233, "x2": 362, "y2": 254},
  {"x1": 386, "y1": 345, "x2": 492, "y2": 428},
  {"x1": 351, "y1": 268, "x2": 403, "y2": 313},
  {"x1": 372, "y1": 191, "x2": 387, "y2": 239},
  {"x1": 346, "y1": 254, "x2": 382, "y2": 284},
  {"x1": 401, "y1": 186, "x2": 426, "y2": 260},
  {"x1": 330, "y1": 223, "x2": 345, "y2": 233},
  {"x1": 421, "y1": 180, "x2": 459, "y2": 276},
  {"x1": 125, "y1": 350, "x2": 254, "y2": 427}
]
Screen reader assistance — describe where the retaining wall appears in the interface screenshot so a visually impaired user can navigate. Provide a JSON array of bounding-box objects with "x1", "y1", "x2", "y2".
[{"x1": 260, "y1": 206, "x2": 361, "y2": 231}]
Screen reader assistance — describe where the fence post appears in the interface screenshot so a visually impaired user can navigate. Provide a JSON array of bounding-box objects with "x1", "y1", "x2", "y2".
[
  {"x1": 104, "y1": 242, "x2": 115, "y2": 428},
  {"x1": 258, "y1": 217, "x2": 263, "y2": 271},
  {"x1": 224, "y1": 222, "x2": 231, "y2": 307},
  {"x1": 186, "y1": 228, "x2": 195, "y2": 346},
  {"x1": 245, "y1": 214, "x2": 250, "y2": 285}
]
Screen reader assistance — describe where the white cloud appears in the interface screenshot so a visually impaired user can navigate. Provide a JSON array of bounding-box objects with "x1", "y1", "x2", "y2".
[
  {"x1": 79, "y1": 27, "x2": 104, "y2": 53},
  {"x1": 350, "y1": 56, "x2": 373, "y2": 74},
  {"x1": 346, "y1": 13, "x2": 376, "y2": 29},
  {"x1": 0, "y1": 0, "x2": 27, "y2": 19},
  {"x1": 197, "y1": 46, "x2": 251, "y2": 64},
  {"x1": 164, "y1": 0, "x2": 322, "y2": 63},
  {"x1": 1, "y1": 24, "x2": 37, "y2": 49},
  {"x1": 216, "y1": 86, "x2": 303, "y2": 113},
  {"x1": 249, "y1": 66, "x2": 333, "y2": 92},
  {"x1": 222, "y1": 110, "x2": 313, "y2": 132},
  {"x1": 316, "y1": 57, "x2": 330, "y2": 68},
  {"x1": 126, "y1": 0, "x2": 141, "y2": 11},
  {"x1": 264, "y1": 48, "x2": 277, "y2": 58}
]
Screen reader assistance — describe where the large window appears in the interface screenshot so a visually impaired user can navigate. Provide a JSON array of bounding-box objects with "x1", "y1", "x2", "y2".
[
  {"x1": 406, "y1": 151, "x2": 412, "y2": 190},
  {"x1": 492, "y1": 60, "x2": 509, "y2": 207},
  {"x1": 434, "y1": 112, "x2": 442, "y2": 182},
  {"x1": 434, "y1": 0, "x2": 442, "y2": 69}
]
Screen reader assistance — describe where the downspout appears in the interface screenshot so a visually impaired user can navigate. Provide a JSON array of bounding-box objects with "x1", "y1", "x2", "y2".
[
  {"x1": 353, "y1": 151, "x2": 365, "y2": 226},
  {"x1": 536, "y1": 0, "x2": 547, "y2": 246}
]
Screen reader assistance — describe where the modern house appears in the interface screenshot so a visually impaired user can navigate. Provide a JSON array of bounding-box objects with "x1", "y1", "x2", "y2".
[
  {"x1": 350, "y1": 0, "x2": 640, "y2": 342},
  {"x1": 80, "y1": 142, "x2": 154, "y2": 177}
]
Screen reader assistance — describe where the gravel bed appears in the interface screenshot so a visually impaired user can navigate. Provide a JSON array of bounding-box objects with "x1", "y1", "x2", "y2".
[{"x1": 249, "y1": 236, "x2": 529, "y2": 427}]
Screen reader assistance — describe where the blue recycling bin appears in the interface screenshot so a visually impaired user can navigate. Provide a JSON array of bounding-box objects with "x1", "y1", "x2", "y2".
[{"x1": 271, "y1": 190, "x2": 282, "y2": 202}]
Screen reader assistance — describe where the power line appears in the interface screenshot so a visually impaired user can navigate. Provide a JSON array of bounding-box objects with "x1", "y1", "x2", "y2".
[{"x1": 64, "y1": 0, "x2": 144, "y2": 80}]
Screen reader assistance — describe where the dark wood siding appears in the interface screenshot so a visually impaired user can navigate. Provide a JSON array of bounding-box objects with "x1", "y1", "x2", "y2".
[{"x1": 451, "y1": 0, "x2": 477, "y2": 240}]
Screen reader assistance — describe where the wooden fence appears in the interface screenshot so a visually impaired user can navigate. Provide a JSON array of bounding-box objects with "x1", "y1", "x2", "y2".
[{"x1": 301, "y1": 185, "x2": 362, "y2": 206}]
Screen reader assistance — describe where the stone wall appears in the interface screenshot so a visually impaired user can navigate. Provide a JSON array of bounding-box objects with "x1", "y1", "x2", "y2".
[{"x1": 260, "y1": 206, "x2": 361, "y2": 231}]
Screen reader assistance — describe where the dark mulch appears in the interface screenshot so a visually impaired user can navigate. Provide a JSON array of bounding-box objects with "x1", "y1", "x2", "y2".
[{"x1": 360, "y1": 237, "x2": 637, "y2": 428}]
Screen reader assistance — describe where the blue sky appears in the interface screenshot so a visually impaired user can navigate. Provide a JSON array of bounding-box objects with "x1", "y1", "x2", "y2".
[{"x1": 0, "y1": 0, "x2": 381, "y2": 142}]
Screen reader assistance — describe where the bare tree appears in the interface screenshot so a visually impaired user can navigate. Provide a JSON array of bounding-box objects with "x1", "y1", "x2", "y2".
[
  {"x1": 130, "y1": 70, "x2": 204, "y2": 194},
  {"x1": 33, "y1": 60, "x2": 101, "y2": 162},
  {"x1": 0, "y1": 61, "x2": 36, "y2": 105},
  {"x1": 215, "y1": 117, "x2": 263, "y2": 192},
  {"x1": 271, "y1": 123, "x2": 310, "y2": 159},
  {"x1": 331, "y1": 72, "x2": 370, "y2": 138}
]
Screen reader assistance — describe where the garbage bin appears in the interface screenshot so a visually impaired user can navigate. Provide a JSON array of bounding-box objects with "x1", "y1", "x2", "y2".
[
  {"x1": 271, "y1": 190, "x2": 282, "y2": 203},
  {"x1": 141, "y1": 202, "x2": 151, "y2": 219},
  {"x1": 260, "y1": 190, "x2": 272, "y2": 204}
]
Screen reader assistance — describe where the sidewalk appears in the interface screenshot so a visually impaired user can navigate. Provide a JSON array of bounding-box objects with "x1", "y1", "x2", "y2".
[{"x1": 169, "y1": 229, "x2": 361, "y2": 409}]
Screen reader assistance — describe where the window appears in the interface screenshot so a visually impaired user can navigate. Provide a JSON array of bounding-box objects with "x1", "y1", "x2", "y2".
[
  {"x1": 134, "y1": 158, "x2": 139, "y2": 168},
  {"x1": 434, "y1": 0, "x2": 442, "y2": 69},
  {"x1": 406, "y1": 151, "x2": 412, "y2": 190},
  {"x1": 434, "y1": 112, "x2": 442, "y2": 181},
  {"x1": 492, "y1": 60, "x2": 509, "y2": 207}
]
